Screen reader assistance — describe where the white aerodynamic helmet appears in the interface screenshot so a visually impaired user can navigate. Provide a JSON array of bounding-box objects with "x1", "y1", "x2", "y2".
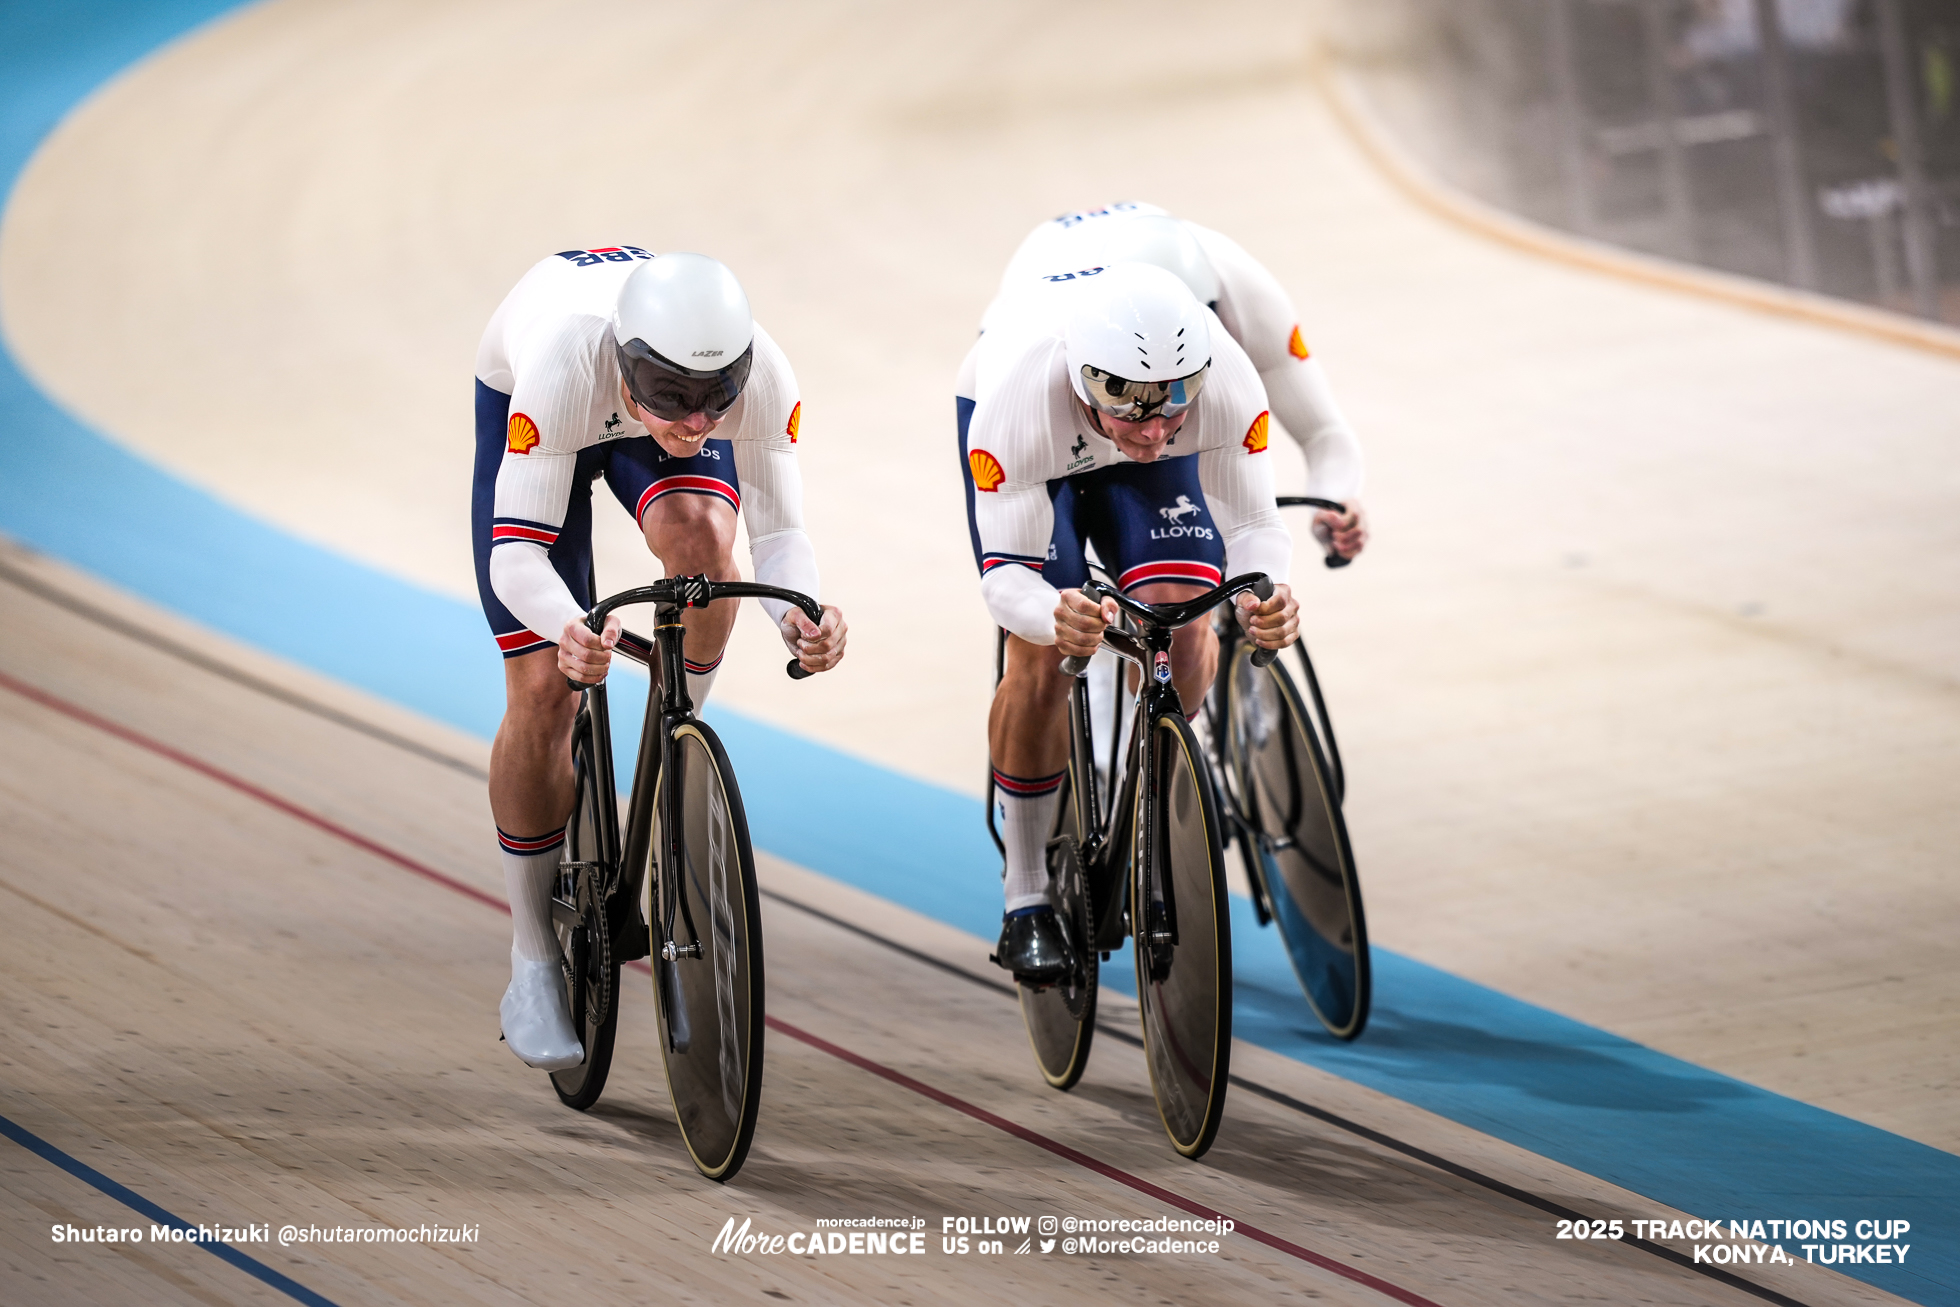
[
  {"x1": 1065, "y1": 262, "x2": 1213, "y2": 422},
  {"x1": 612, "y1": 253, "x2": 755, "y2": 420},
  {"x1": 1101, "y1": 214, "x2": 1221, "y2": 307}
]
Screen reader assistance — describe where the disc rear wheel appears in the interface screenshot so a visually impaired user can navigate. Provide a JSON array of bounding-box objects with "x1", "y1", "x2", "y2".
[
  {"x1": 551, "y1": 751, "x2": 620, "y2": 1109},
  {"x1": 1017, "y1": 768, "x2": 1099, "y2": 1090},
  {"x1": 1227, "y1": 644, "x2": 1370, "y2": 1040}
]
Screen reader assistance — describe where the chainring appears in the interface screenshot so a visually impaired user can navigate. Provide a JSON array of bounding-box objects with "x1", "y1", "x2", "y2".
[
  {"x1": 564, "y1": 868, "x2": 614, "y2": 1042},
  {"x1": 1046, "y1": 835, "x2": 1094, "y2": 1021}
]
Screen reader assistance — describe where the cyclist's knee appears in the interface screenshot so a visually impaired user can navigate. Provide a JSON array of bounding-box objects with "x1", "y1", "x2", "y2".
[
  {"x1": 1170, "y1": 613, "x2": 1218, "y2": 662},
  {"x1": 503, "y1": 647, "x2": 578, "y2": 724},
  {"x1": 999, "y1": 636, "x2": 1074, "y2": 710},
  {"x1": 1125, "y1": 582, "x2": 1215, "y2": 664},
  {"x1": 643, "y1": 494, "x2": 738, "y2": 576}
]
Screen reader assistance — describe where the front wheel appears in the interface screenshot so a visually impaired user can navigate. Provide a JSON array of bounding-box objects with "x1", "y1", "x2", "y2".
[
  {"x1": 1134, "y1": 714, "x2": 1232, "y2": 1159},
  {"x1": 649, "y1": 720, "x2": 765, "y2": 1182}
]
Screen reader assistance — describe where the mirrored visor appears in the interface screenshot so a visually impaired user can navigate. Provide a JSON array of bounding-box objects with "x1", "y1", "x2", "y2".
[
  {"x1": 1078, "y1": 361, "x2": 1210, "y2": 422},
  {"x1": 617, "y1": 338, "x2": 754, "y2": 422}
]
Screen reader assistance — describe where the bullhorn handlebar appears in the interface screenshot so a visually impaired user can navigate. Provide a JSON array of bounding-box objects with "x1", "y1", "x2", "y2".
[
  {"x1": 566, "y1": 575, "x2": 824, "y2": 689},
  {"x1": 1277, "y1": 496, "x2": 1354, "y2": 569},
  {"x1": 1059, "y1": 573, "x2": 1279, "y2": 678}
]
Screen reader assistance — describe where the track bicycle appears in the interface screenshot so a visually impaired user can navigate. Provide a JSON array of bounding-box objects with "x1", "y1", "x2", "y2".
[
  {"x1": 1007, "y1": 572, "x2": 1280, "y2": 1159},
  {"x1": 1205, "y1": 495, "x2": 1371, "y2": 1040},
  {"x1": 545, "y1": 573, "x2": 820, "y2": 1182}
]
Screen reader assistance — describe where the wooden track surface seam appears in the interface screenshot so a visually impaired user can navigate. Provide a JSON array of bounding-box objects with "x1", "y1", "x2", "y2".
[
  {"x1": 0, "y1": 555, "x2": 487, "y2": 780},
  {"x1": 0, "y1": 561, "x2": 1829, "y2": 1307},
  {"x1": 760, "y1": 889, "x2": 1816, "y2": 1307},
  {"x1": 0, "y1": 667, "x2": 507, "y2": 915},
  {"x1": 0, "y1": 664, "x2": 1446, "y2": 1305},
  {"x1": 766, "y1": 1016, "x2": 1444, "y2": 1306}
]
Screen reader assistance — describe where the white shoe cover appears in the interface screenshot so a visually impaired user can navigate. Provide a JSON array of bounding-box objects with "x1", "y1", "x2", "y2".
[{"x1": 500, "y1": 948, "x2": 583, "y2": 1071}]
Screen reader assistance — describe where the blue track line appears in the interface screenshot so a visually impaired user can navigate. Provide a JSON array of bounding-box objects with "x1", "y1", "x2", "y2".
[
  {"x1": 0, "y1": 1109, "x2": 342, "y2": 1307},
  {"x1": 0, "y1": 5, "x2": 1953, "y2": 1305}
]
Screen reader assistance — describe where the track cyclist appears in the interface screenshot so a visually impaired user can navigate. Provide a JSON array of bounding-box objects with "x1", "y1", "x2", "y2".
[
  {"x1": 983, "y1": 202, "x2": 1369, "y2": 562},
  {"x1": 960, "y1": 250, "x2": 1308, "y2": 983},
  {"x1": 474, "y1": 247, "x2": 846, "y2": 1070}
]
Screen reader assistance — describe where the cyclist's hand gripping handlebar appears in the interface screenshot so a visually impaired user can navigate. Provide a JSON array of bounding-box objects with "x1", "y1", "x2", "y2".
[
  {"x1": 1058, "y1": 574, "x2": 1278, "y2": 677},
  {"x1": 1278, "y1": 495, "x2": 1353, "y2": 569},
  {"x1": 1241, "y1": 577, "x2": 1281, "y2": 667},
  {"x1": 565, "y1": 576, "x2": 825, "y2": 690}
]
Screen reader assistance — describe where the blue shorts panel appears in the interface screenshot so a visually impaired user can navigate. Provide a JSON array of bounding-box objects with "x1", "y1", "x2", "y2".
[
  {"x1": 472, "y1": 379, "x2": 607, "y2": 658},
  {"x1": 602, "y1": 435, "x2": 740, "y2": 525},
  {"x1": 957, "y1": 395, "x2": 985, "y2": 573},
  {"x1": 957, "y1": 395, "x2": 1224, "y2": 596},
  {"x1": 1046, "y1": 458, "x2": 1225, "y2": 594}
]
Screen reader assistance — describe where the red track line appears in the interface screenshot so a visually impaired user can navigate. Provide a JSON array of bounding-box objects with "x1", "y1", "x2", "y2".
[
  {"x1": 765, "y1": 1016, "x2": 1442, "y2": 1306},
  {"x1": 0, "y1": 669, "x2": 508, "y2": 915},
  {"x1": 0, "y1": 668, "x2": 1443, "y2": 1307}
]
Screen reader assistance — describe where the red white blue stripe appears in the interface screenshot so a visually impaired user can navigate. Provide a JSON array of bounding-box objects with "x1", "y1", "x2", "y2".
[
  {"x1": 493, "y1": 627, "x2": 553, "y2": 657},
  {"x1": 635, "y1": 476, "x2": 740, "y2": 523},
  {"x1": 992, "y1": 767, "x2": 1064, "y2": 797},
  {"x1": 489, "y1": 517, "x2": 560, "y2": 548},
  {"x1": 981, "y1": 551, "x2": 1045, "y2": 576},
  {"x1": 1119, "y1": 559, "x2": 1221, "y2": 592},
  {"x1": 497, "y1": 825, "x2": 566, "y2": 856}
]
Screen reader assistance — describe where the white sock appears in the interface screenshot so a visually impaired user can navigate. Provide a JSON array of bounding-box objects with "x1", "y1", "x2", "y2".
[
  {"x1": 995, "y1": 767, "x2": 1064, "y2": 912},
  {"x1": 498, "y1": 827, "x2": 565, "y2": 963},
  {"x1": 685, "y1": 651, "x2": 723, "y2": 707}
]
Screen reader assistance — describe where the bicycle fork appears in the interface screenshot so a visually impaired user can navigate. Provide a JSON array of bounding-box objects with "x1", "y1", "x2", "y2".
[
  {"x1": 646, "y1": 603, "x2": 709, "y2": 1053},
  {"x1": 1127, "y1": 632, "x2": 1184, "y2": 974}
]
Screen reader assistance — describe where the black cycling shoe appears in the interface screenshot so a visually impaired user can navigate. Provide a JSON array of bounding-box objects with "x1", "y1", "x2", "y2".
[{"x1": 991, "y1": 907, "x2": 1072, "y2": 986}]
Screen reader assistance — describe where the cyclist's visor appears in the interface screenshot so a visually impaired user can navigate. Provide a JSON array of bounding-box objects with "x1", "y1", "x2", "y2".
[
  {"x1": 1078, "y1": 361, "x2": 1210, "y2": 422},
  {"x1": 616, "y1": 337, "x2": 754, "y2": 422}
]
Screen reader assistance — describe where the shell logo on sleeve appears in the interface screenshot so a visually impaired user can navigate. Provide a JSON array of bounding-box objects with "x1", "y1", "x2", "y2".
[
  {"x1": 1242, "y1": 411, "x2": 1271, "y2": 454},
  {"x1": 969, "y1": 448, "x2": 1005, "y2": 492},
  {"x1": 507, "y1": 412, "x2": 541, "y2": 455},
  {"x1": 1287, "y1": 325, "x2": 1310, "y2": 360},
  {"x1": 786, "y1": 400, "x2": 801, "y2": 444}
]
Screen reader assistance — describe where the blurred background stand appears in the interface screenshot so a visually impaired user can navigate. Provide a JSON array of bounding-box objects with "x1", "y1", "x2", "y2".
[{"x1": 1324, "y1": 0, "x2": 1960, "y2": 323}]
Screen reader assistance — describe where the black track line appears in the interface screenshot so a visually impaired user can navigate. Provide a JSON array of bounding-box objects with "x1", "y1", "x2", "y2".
[
  {"x1": 0, "y1": 551, "x2": 488, "y2": 780},
  {"x1": 7, "y1": 554, "x2": 1815, "y2": 1307},
  {"x1": 754, "y1": 893, "x2": 1814, "y2": 1307}
]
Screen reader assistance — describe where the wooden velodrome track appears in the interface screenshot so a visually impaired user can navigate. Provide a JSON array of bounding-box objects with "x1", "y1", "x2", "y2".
[{"x1": 1, "y1": 1, "x2": 1956, "y2": 1304}]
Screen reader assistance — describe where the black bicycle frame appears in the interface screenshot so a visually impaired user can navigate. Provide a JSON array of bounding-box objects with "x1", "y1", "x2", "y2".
[
  {"x1": 566, "y1": 576, "x2": 822, "y2": 967},
  {"x1": 1064, "y1": 573, "x2": 1273, "y2": 954}
]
